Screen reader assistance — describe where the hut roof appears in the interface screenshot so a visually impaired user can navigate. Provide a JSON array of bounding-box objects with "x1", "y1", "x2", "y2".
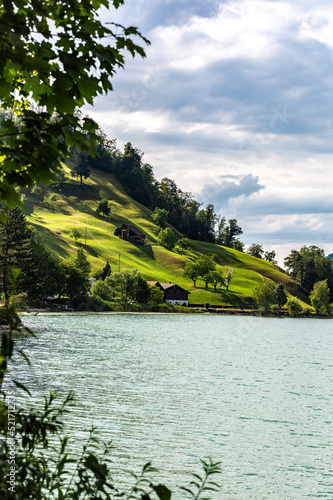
[{"x1": 125, "y1": 224, "x2": 145, "y2": 237}]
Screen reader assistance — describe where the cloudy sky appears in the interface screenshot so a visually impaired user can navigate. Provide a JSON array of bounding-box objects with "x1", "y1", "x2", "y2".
[{"x1": 84, "y1": 0, "x2": 333, "y2": 264}]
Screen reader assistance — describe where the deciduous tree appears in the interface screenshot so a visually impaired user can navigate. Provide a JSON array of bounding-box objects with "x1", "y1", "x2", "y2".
[
  {"x1": 30, "y1": 235, "x2": 66, "y2": 301},
  {"x1": 284, "y1": 246, "x2": 333, "y2": 293},
  {"x1": 309, "y1": 279, "x2": 331, "y2": 314},
  {"x1": 197, "y1": 255, "x2": 216, "y2": 287},
  {"x1": 151, "y1": 207, "x2": 168, "y2": 228},
  {"x1": 96, "y1": 200, "x2": 111, "y2": 217},
  {"x1": 286, "y1": 297, "x2": 303, "y2": 317},
  {"x1": 284, "y1": 250, "x2": 303, "y2": 282},
  {"x1": 61, "y1": 261, "x2": 90, "y2": 303},
  {"x1": 224, "y1": 268, "x2": 234, "y2": 290},
  {"x1": 157, "y1": 228, "x2": 178, "y2": 250},
  {"x1": 91, "y1": 280, "x2": 113, "y2": 301},
  {"x1": 233, "y1": 239, "x2": 245, "y2": 252},
  {"x1": 105, "y1": 269, "x2": 146, "y2": 301},
  {"x1": 217, "y1": 218, "x2": 243, "y2": 247},
  {"x1": 206, "y1": 270, "x2": 224, "y2": 290},
  {"x1": 70, "y1": 228, "x2": 82, "y2": 245},
  {"x1": 0, "y1": 0, "x2": 149, "y2": 208},
  {"x1": 183, "y1": 261, "x2": 201, "y2": 286},
  {"x1": 175, "y1": 238, "x2": 191, "y2": 253},
  {"x1": 70, "y1": 150, "x2": 91, "y2": 186},
  {"x1": 195, "y1": 204, "x2": 217, "y2": 243},
  {"x1": 247, "y1": 244, "x2": 264, "y2": 259},
  {"x1": 253, "y1": 280, "x2": 275, "y2": 310},
  {"x1": 149, "y1": 285, "x2": 165, "y2": 305},
  {"x1": 133, "y1": 275, "x2": 151, "y2": 303},
  {"x1": 264, "y1": 250, "x2": 277, "y2": 264}
]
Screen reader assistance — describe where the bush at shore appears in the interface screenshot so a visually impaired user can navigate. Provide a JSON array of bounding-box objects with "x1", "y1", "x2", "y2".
[{"x1": 75, "y1": 296, "x2": 202, "y2": 313}]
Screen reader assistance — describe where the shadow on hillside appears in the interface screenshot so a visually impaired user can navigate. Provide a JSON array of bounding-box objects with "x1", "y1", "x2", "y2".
[
  {"x1": 193, "y1": 287, "x2": 253, "y2": 307},
  {"x1": 29, "y1": 201, "x2": 72, "y2": 216},
  {"x1": 94, "y1": 214, "x2": 114, "y2": 224},
  {"x1": 213, "y1": 289, "x2": 242, "y2": 300},
  {"x1": 65, "y1": 198, "x2": 96, "y2": 217},
  {"x1": 84, "y1": 209, "x2": 138, "y2": 228},
  {"x1": 60, "y1": 180, "x2": 130, "y2": 208},
  {"x1": 132, "y1": 243, "x2": 154, "y2": 260},
  {"x1": 81, "y1": 243, "x2": 99, "y2": 259},
  {"x1": 285, "y1": 282, "x2": 310, "y2": 304},
  {"x1": 213, "y1": 253, "x2": 240, "y2": 265},
  {"x1": 110, "y1": 213, "x2": 129, "y2": 227},
  {"x1": 30, "y1": 224, "x2": 71, "y2": 259},
  {"x1": 60, "y1": 182, "x2": 99, "y2": 200},
  {"x1": 28, "y1": 213, "x2": 44, "y2": 223},
  {"x1": 109, "y1": 213, "x2": 153, "y2": 237},
  {"x1": 63, "y1": 194, "x2": 133, "y2": 227},
  {"x1": 96, "y1": 184, "x2": 129, "y2": 206},
  {"x1": 58, "y1": 183, "x2": 101, "y2": 217}
]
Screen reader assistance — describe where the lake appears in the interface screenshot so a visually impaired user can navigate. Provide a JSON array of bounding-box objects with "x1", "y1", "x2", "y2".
[{"x1": 6, "y1": 313, "x2": 333, "y2": 499}]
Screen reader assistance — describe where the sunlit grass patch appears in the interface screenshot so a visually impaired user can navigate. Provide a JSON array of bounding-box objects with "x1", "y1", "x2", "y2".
[{"x1": 25, "y1": 167, "x2": 299, "y2": 308}]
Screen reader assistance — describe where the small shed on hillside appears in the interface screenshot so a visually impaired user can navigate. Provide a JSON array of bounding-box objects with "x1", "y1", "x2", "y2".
[
  {"x1": 116, "y1": 224, "x2": 146, "y2": 244},
  {"x1": 147, "y1": 281, "x2": 189, "y2": 306}
]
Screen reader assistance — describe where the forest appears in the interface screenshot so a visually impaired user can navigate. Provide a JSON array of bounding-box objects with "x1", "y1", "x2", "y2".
[{"x1": 69, "y1": 135, "x2": 242, "y2": 245}]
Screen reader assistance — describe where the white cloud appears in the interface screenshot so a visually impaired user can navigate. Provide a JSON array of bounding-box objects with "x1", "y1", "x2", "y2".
[
  {"x1": 85, "y1": 0, "x2": 333, "y2": 258},
  {"x1": 201, "y1": 174, "x2": 265, "y2": 206}
]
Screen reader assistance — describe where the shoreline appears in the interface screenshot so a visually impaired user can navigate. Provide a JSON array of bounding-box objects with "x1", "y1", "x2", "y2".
[{"x1": 21, "y1": 308, "x2": 333, "y2": 319}]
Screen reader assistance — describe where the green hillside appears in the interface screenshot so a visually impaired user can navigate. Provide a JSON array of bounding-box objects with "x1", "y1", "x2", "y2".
[{"x1": 24, "y1": 166, "x2": 305, "y2": 308}]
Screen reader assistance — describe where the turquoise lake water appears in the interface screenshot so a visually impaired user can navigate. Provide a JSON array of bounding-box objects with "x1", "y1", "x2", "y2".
[{"x1": 7, "y1": 313, "x2": 333, "y2": 499}]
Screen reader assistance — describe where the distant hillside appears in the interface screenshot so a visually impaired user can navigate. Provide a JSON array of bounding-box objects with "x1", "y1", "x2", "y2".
[{"x1": 23, "y1": 166, "x2": 307, "y2": 307}]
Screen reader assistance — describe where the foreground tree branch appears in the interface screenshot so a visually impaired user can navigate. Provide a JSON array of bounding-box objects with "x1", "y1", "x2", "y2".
[{"x1": 0, "y1": 0, "x2": 149, "y2": 208}]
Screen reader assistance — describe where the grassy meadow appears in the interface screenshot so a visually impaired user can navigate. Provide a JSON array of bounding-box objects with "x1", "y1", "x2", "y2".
[{"x1": 23, "y1": 165, "x2": 306, "y2": 308}]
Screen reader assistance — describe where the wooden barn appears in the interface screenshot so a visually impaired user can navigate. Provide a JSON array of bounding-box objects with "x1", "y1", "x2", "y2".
[
  {"x1": 147, "y1": 281, "x2": 189, "y2": 306},
  {"x1": 116, "y1": 224, "x2": 146, "y2": 244}
]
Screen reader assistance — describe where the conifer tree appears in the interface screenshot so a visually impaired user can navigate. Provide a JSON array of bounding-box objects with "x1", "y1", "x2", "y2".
[
  {"x1": 70, "y1": 150, "x2": 91, "y2": 186},
  {"x1": 73, "y1": 247, "x2": 91, "y2": 276},
  {"x1": 0, "y1": 206, "x2": 35, "y2": 301},
  {"x1": 101, "y1": 261, "x2": 111, "y2": 281},
  {"x1": 274, "y1": 283, "x2": 287, "y2": 308},
  {"x1": 30, "y1": 236, "x2": 66, "y2": 301}
]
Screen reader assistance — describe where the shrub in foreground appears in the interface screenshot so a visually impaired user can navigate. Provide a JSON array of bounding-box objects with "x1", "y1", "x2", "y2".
[{"x1": 0, "y1": 391, "x2": 221, "y2": 499}]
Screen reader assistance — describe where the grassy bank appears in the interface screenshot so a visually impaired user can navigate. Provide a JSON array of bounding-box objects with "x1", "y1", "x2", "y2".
[{"x1": 23, "y1": 165, "x2": 306, "y2": 308}]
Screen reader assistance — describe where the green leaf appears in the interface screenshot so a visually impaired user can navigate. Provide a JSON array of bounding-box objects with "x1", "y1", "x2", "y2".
[
  {"x1": 84, "y1": 453, "x2": 108, "y2": 479},
  {"x1": 151, "y1": 484, "x2": 172, "y2": 500},
  {"x1": 179, "y1": 486, "x2": 194, "y2": 495},
  {"x1": 16, "y1": 349, "x2": 31, "y2": 366},
  {"x1": 113, "y1": 0, "x2": 125, "y2": 7},
  {"x1": 12, "y1": 379, "x2": 31, "y2": 395}
]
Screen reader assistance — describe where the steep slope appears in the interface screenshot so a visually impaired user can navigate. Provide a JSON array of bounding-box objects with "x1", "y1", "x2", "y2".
[{"x1": 23, "y1": 166, "x2": 305, "y2": 307}]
